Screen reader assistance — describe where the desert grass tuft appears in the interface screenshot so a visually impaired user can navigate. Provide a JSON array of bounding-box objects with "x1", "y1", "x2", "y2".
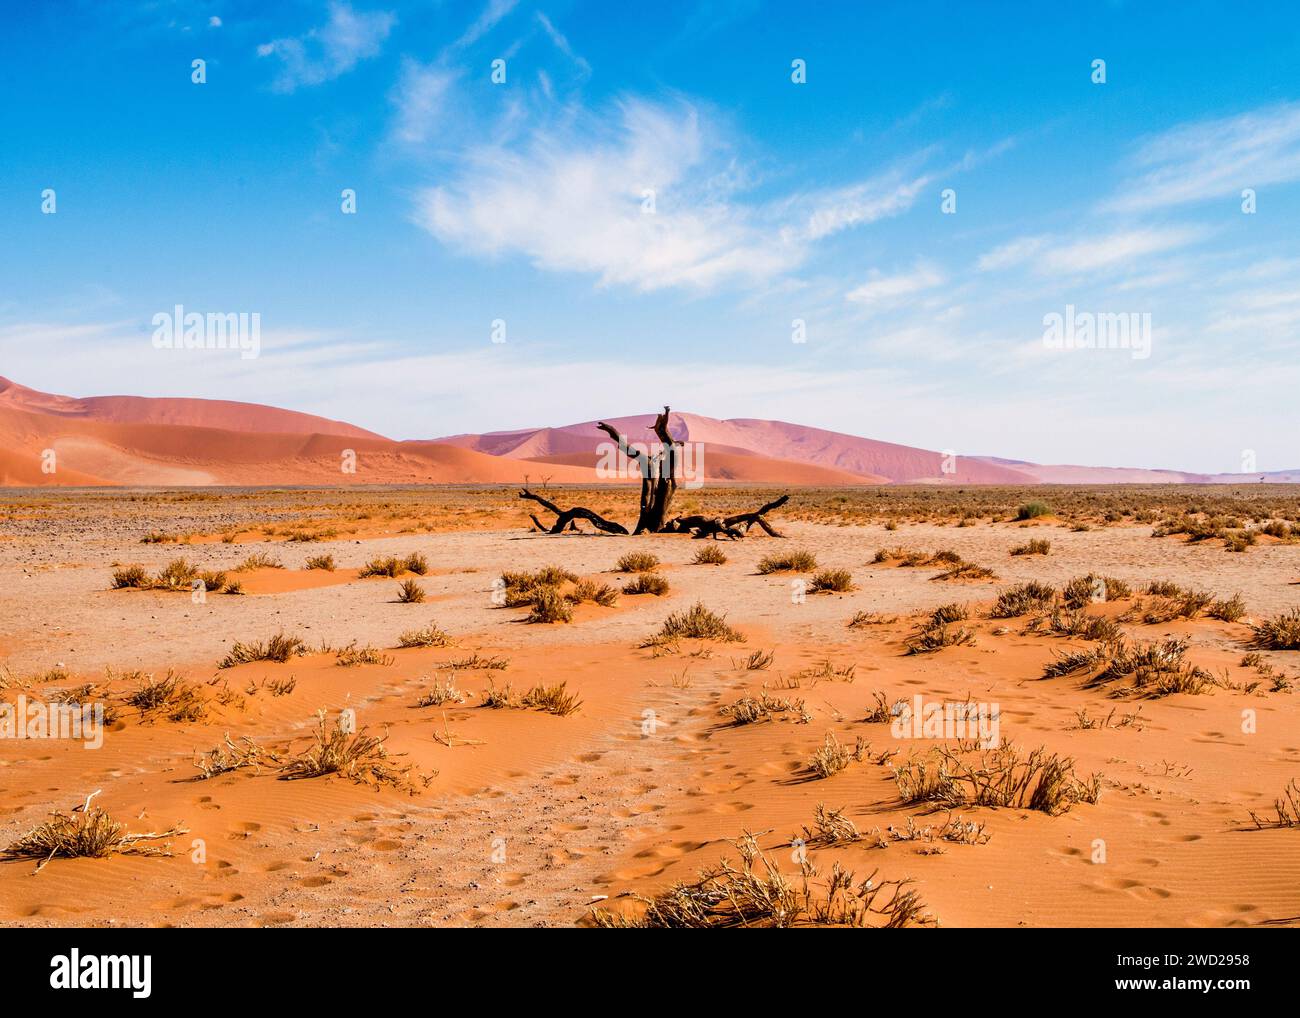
[
  {"x1": 647, "y1": 601, "x2": 745, "y2": 644},
  {"x1": 757, "y1": 549, "x2": 818, "y2": 574},
  {"x1": 1010, "y1": 538, "x2": 1051, "y2": 556},
  {"x1": 808, "y1": 568, "x2": 854, "y2": 593},
  {"x1": 334, "y1": 642, "x2": 395, "y2": 667},
  {"x1": 520, "y1": 682, "x2": 583, "y2": 717},
  {"x1": 692, "y1": 545, "x2": 727, "y2": 565},
  {"x1": 527, "y1": 587, "x2": 574, "y2": 623},
  {"x1": 123, "y1": 670, "x2": 208, "y2": 722},
  {"x1": 218, "y1": 632, "x2": 306, "y2": 669},
  {"x1": 2, "y1": 791, "x2": 187, "y2": 873},
  {"x1": 990, "y1": 581, "x2": 1057, "y2": 618},
  {"x1": 615, "y1": 552, "x2": 660, "y2": 573},
  {"x1": 110, "y1": 564, "x2": 150, "y2": 589},
  {"x1": 279, "y1": 711, "x2": 426, "y2": 790},
  {"x1": 1250, "y1": 609, "x2": 1300, "y2": 650},
  {"x1": 590, "y1": 831, "x2": 930, "y2": 928},
  {"x1": 397, "y1": 623, "x2": 455, "y2": 648},
  {"x1": 893, "y1": 744, "x2": 1099, "y2": 815},
  {"x1": 623, "y1": 572, "x2": 670, "y2": 596},
  {"x1": 396, "y1": 579, "x2": 426, "y2": 603}
]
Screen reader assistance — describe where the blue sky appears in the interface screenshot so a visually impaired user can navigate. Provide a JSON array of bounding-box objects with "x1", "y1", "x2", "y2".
[{"x1": 2, "y1": 0, "x2": 1298, "y2": 472}]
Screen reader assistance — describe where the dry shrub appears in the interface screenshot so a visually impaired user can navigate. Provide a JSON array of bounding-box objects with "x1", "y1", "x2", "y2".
[
  {"x1": 590, "y1": 831, "x2": 930, "y2": 928},
  {"x1": 809, "y1": 569, "x2": 854, "y2": 593},
  {"x1": 110, "y1": 564, "x2": 150, "y2": 589},
  {"x1": 757, "y1": 550, "x2": 818, "y2": 574},
  {"x1": 1209, "y1": 593, "x2": 1247, "y2": 623},
  {"x1": 445, "y1": 652, "x2": 508, "y2": 670},
  {"x1": 479, "y1": 680, "x2": 517, "y2": 708},
  {"x1": 520, "y1": 682, "x2": 582, "y2": 717},
  {"x1": 928, "y1": 603, "x2": 969, "y2": 625},
  {"x1": 1010, "y1": 538, "x2": 1051, "y2": 556},
  {"x1": 1250, "y1": 609, "x2": 1300, "y2": 650},
  {"x1": 1249, "y1": 779, "x2": 1300, "y2": 829},
  {"x1": 1015, "y1": 501, "x2": 1051, "y2": 520},
  {"x1": 893, "y1": 744, "x2": 1100, "y2": 815},
  {"x1": 623, "y1": 572, "x2": 669, "y2": 596},
  {"x1": 396, "y1": 579, "x2": 426, "y2": 603},
  {"x1": 567, "y1": 579, "x2": 619, "y2": 606},
  {"x1": 861, "y1": 690, "x2": 899, "y2": 723},
  {"x1": 397, "y1": 623, "x2": 455, "y2": 648},
  {"x1": 808, "y1": 732, "x2": 866, "y2": 778},
  {"x1": 990, "y1": 581, "x2": 1056, "y2": 618},
  {"x1": 719, "y1": 692, "x2": 808, "y2": 726},
  {"x1": 334, "y1": 642, "x2": 395, "y2": 667},
  {"x1": 415, "y1": 677, "x2": 465, "y2": 707},
  {"x1": 1141, "y1": 588, "x2": 1213, "y2": 623},
  {"x1": 194, "y1": 733, "x2": 277, "y2": 778},
  {"x1": 932, "y1": 559, "x2": 994, "y2": 581},
  {"x1": 797, "y1": 803, "x2": 861, "y2": 846},
  {"x1": 907, "y1": 619, "x2": 975, "y2": 655},
  {"x1": 123, "y1": 670, "x2": 207, "y2": 722},
  {"x1": 527, "y1": 587, "x2": 574, "y2": 623},
  {"x1": 742, "y1": 648, "x2": 774, "y2": 670},
  {"x1": 236, "y1": 552, "x2": 283, "y2": 571},
  {"x1": 280, "y1": 710, "x2": 426, "y2": 790},
  {"x1": 616, "y1": 552, "x2": 660, "y2": 573},
  {"x1": 359, "y1": 556, "x2": 403, "y2": 578},
  {"x1": 692, "y1": 545, "x2": 727, "y2": 565},
  {"x1": 305, "y1": 554, "x2": 336, "y2": 571},
  {"x1": 1031, "y1": 607, "x2": 1120, "y2": 642},
  {"x1": 403, "y1": 552, "x2": 429, "y2": 575},
  {"x1": 2, "y1": 792, "x2": 187, "y2": 873},
  {"x1": 154, "y1": 557, "x2": 199, "y2": 590},
  {"x1": 647, "y1": 601, "x2": 744, "y2": 644},
  {"x1": 218, "y1": 632, "x2": 306, "y2": 669},
  {"x1": 1062, "y1": 574, "x2": 1131, "y2": 608},
  {"x1": 1042, "y1": 635, "x2": 1218, "y2": 697}
]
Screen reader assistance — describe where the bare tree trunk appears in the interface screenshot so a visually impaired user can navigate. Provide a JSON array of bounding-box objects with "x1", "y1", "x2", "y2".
[
  {"x1": 519, "y1": 488, "x2": 629, "y2": 535},
  {"x1": 597, "y1": 406, "x2": 681, "y2": 534},
  {"x1": 520, "y1": 408, "x2": 790, "y2": 539}
]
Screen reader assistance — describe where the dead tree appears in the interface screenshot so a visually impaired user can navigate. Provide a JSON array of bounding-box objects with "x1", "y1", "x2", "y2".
[{"x1": 518, "y1": 407, "x2": 789, "y2": 540}]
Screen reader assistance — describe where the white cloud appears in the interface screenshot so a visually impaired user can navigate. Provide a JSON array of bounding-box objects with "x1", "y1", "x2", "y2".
[
  {"x1": 209, "y1": 16, "x2": 222, "y2": 28},
  {"x1": 415, "y1": 98, "x2": 933, "y2": 293},
  {"x1": 453, "y1": 0, "x2": 519, "y2": 50},
  {"x1": 390, "y1": 59, "x2": 459, "y2": 145},
  {"x1": 977, "y1": 226, "x2": 1203, "y2": 277},
  {"x1": 258, "y1": 2, "x2": 395, "y2": 92},
  {"x1": 535, "y1": 11, "x2": 591, "y2": 76},
  {"x1": 977, "y1": 235, "x2": 1047, "y2": 271},
  {"x1": 845, "y1": 262, "x2": 945, "y2": 306},
  {"x1": 1107, "y1": 102, "x2": 1300, "y2": 213}
]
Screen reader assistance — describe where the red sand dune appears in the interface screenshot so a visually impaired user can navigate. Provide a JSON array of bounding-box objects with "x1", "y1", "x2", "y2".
[{"x1": 0, "y1": 377, "x2": 1293, "y2": 487}]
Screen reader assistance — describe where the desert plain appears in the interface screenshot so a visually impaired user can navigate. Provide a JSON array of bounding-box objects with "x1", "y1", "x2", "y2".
[{"x1": 2, "y1": 483, "x2": 1299, "y2": 928}]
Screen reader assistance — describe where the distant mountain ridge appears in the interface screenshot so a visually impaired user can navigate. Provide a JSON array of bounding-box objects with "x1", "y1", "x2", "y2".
[{"x1": 0, "y1": 377, "x2": 1292, "y2": 486}]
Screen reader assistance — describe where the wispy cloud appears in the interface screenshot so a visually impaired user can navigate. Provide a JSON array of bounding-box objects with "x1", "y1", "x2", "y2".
[
  {"x1": 453, "y1": 0, "x2": 519, "y2": 50},
  {"x1": 845, "y1": 262, "x2": 945, "y2": 306},
  {"x1": 390, "y1": 58, "x2": 460, "y2": 144},
  {"x1": 415, "y1": 97, "x2": 938, "y2": 292},
  {"x1": 978, "y1": 226, "x2": 1204, "y2": 277},
  {"x1": 258, "y1": 2, "x2": 395, "y2": 92},
  {"x1": 1106, "y1": 101, "x2": 1300, "y2": 212}
]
